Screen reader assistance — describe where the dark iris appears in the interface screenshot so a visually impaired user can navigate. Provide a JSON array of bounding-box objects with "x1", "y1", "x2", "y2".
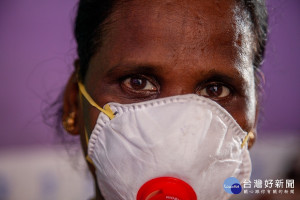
[
  {"x1": 130, "y1": 77, "x2": 147, "y2": 90},
  {"x1": 206, "y1": 85, "x2": 223, "y2": 97}
]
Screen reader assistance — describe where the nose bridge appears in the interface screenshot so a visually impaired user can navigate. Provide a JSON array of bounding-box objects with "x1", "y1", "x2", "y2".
[{"x1": 159, "y1": 78, "x2": 195, "y2": 98}]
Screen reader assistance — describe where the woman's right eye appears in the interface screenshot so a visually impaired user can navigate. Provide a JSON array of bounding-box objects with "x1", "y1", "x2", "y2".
[{"x1": 120, "y1": 75, "x2": 159, "y2": 97}]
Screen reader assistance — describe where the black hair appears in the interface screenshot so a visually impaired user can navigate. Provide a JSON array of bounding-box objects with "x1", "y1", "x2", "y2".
[
  {"x1": 239, "y1": 0, "x2": 268, "y2": 92},
  {"x1": 75, "y1": 0, "x2": 118, "y2": 80}
]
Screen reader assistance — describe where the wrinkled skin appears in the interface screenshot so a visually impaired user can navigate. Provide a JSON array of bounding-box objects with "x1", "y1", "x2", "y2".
[{"x1": 63, "y1": 0, "x2": 258, "y2": 199}]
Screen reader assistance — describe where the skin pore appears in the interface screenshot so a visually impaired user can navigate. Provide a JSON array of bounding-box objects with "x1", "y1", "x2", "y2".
[{"x1": 63, "y1": 0, "x2": 258, "y2": 199}]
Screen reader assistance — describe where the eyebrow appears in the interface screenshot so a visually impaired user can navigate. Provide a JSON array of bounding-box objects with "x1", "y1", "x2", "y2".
[
  {"x1": 202, "y1": 69, "x2": 248, "y2": 91},
  {"x1": 105, "y1": 63, "x2": 163, "y2": 76},
  {"x1": 202, "y1": 69, "x2": 238, "y2": 83}
]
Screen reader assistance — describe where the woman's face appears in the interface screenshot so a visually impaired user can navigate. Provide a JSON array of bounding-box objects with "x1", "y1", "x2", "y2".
[{"x1": 73, "y1": 0, "x2": 257, "y2": 144}]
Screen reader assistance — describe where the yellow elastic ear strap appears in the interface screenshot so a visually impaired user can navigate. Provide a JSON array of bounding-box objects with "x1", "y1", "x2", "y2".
[
  {"x1": 241, "y1": 131, "x2": 254, "y2": 149},
  {"x1": 85, "y1": 128, "x2": 94, "y2": 165},
  {"x1": 78, "y1": 82, "x2": 115, "y2": 120},
  {"x1": 78, "y1": 82, "x2": 115, "y2": 166}
]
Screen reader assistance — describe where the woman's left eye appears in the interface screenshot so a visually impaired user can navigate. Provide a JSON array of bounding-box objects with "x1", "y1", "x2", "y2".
[
  {"x1": 198, "y1": 83, "x2": 231, "y2": 98},
  {"x1": 121, "y1": 76, "x2": 157, "y2": 91}
]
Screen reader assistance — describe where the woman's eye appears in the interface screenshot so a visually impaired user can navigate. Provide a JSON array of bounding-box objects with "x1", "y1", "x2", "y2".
[
  {"x1": 122, "y1": 76, "x2": 157, "y2": 92},
  {"x1": 199, "y1": 84, "x2": 231, "y2": 98}
]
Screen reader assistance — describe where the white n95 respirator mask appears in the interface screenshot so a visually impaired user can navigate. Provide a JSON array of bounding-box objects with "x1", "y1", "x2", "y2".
[{"x1": 78, "y1": 82, "x2": 252, "y2": 200}]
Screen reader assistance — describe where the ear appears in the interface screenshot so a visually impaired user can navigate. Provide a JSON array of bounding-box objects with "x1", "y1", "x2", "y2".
[{"x1": 62, "y1": 69, "x2": 80, "y2": 135}]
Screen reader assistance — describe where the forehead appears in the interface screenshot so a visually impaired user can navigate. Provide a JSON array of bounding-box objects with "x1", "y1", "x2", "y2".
[{"x1": 96, "y1": 0, "x2": 253, "y2": 71}]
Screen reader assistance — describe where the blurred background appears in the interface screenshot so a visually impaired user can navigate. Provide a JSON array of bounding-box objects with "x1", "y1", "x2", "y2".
[{"x1": 0, "y1": 0, "x2": 299, "y2": 199}]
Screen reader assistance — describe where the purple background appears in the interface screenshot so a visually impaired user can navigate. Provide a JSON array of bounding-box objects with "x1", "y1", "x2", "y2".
[{"x1": 0, "y1": 0, "x2": 299, "y2": 147}]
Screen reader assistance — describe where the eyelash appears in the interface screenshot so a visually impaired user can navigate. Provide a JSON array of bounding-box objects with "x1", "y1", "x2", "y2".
[
  {"x1": 120, "y1": 74, "x2": 159, "y2": 97},
  {"x1": 120, "y1": 74, "x2": 234, "y2": 100},
  {"x1": 196, "y1": 82, "x2": 234, "y2": 100}
]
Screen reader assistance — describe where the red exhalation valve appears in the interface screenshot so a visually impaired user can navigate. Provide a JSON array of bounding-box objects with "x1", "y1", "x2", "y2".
[{"x1": 137, "y1": 177, "x2": 197, "y2": 200}]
